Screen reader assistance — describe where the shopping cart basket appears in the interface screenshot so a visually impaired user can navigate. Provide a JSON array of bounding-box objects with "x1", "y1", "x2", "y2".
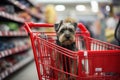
[{"x1": 24, "y1": 22, "x2": 120, "y2": 80}]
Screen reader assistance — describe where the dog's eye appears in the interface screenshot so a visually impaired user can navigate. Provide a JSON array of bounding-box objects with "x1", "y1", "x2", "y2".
[
  {"x1": 60, "y1": 30, "x2": 64, "y2": 33},
  {"x1": 60, "y1": 29, "x2": 65, "y2": 33},
  {"x1": 69, "y1": 29, "x2": 73, "y2": 32}
]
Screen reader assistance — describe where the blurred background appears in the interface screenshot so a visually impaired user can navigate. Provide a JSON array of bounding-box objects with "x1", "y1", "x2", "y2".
[{"x1": 0, "y1": 0, "x2": 120, "y2": 80}]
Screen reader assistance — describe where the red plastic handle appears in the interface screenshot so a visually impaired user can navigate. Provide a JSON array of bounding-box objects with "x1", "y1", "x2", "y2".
[
  {"x1": 78, "y1": 23, "x2": 90, "y2": 36},
  {"x1": 24, "y1": 22, "x2": 90, "y2": 36}
]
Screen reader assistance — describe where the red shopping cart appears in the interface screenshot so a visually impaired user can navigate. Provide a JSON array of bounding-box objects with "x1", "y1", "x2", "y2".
[{"x1": 24, "y1": 22, "x2": 120, "y2": 80}]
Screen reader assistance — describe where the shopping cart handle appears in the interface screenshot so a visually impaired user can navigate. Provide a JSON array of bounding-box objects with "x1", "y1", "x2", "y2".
[
  {"x1": 24, "y1": 22, "x2": 90, "y2": 36},
  {"x1": 78, "y1": 23, "x2": 90, "y2": 36},
  {"x1": 24, "y1": 22, "x2": 53, "y2": 34}
]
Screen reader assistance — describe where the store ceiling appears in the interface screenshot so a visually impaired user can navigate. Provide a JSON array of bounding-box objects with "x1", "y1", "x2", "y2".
[
  {"x1": 30, "y1": 0, "x2": 111, "y2": 4},
  {"x1": 29, "y1": 0, "x2": 113, "y2": 20}
]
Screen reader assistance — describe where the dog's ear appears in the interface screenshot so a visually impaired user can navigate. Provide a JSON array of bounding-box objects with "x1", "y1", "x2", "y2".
[
  {"x1": 73, "y1": 22, "x2": 77, "y2": 30},
  {"x1": 54, "y1": 20, "x2": 63, "y2": 32},
  {"x1": 59, "y1": 20, "x2": 63, "y2": 27},
  {"x1": 54, "y1": 23, "x2": 59, "y2": 32}
]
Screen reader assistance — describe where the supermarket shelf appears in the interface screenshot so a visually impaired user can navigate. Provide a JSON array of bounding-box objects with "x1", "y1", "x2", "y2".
[
  {"x1": 0, "y1": 11, "x2": 25, "y2": 23},
  {"x1": 0, "y1": 44, "x2": 30, "y2": 59},
  {"x1": 9, "y1": 0, "x2": 42, "y2": 19},
  {"x1": 0, "y1": 31, "x2": 28, "y2": 37},
  {"x1": 0, "y1": 56, "x2": 33, "y2": 80}
]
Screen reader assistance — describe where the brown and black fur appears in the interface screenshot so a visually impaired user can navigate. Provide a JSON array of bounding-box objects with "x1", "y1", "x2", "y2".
[{"x1": 54, "y1": 18, "x2": 77, "y2": 79}]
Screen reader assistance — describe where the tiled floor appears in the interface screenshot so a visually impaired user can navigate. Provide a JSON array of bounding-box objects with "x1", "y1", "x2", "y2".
[{"x1": 8, "y1": 61, "x2": 38, "y2": 80}]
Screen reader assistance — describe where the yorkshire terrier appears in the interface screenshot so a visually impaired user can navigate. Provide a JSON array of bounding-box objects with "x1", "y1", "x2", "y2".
[{"x1": 54, "y1": 18, "x2": 77, "y2": 80}]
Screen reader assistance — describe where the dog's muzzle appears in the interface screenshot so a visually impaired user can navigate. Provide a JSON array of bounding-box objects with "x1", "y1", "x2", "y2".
[
  {"x1": 65, "y1": 34, "x2": 70, "y2": 40},
  {"x1": 61, "y1": 34, "x2": 75, "y2": 46}
]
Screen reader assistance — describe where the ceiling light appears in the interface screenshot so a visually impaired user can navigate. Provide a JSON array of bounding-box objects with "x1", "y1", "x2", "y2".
[
  {"x1": 76, "y1": 5, "x2": 86, "y2": 11},
  {"x1": 55, "y1": 5, "x2": 65, "y2": 11},
  {"x1": 106, "y1": 5, "x2": 110, "y2": 11},
  {"x1": 91, "y1": 1, "x2": 99, "y2": 13}
]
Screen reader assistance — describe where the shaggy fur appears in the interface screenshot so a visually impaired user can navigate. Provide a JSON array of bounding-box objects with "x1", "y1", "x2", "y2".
[{"x1": 54, "y1": 18, "x2": 77, "y2": 79}]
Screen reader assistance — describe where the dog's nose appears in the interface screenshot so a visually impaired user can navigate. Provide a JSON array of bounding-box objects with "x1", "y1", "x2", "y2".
[{"x1": 65, "y1": 34, "x2": 70, "y2": 39}]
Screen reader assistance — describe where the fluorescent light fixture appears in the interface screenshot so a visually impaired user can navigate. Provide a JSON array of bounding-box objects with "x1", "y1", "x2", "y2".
[
  {"x1": 55, "y1": 5, "x2": 65, "y2": 11},
  {"x1": 106, "y1": 5, "x2": 110, "y2": 11},
  {"x1": 91, "y1": 1, "x2": 99, "y2": 12},
  {"x1": 76, "y1": 5, "x2": 86, "y2": 11}
]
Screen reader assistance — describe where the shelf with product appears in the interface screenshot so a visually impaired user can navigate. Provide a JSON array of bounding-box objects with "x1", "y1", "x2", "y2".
[
  {"x1": 0, "y1": 20, "x2": 28, "y2": 37},
  {"x1": 0, "y1": 43, "x2": 30, "y2": 59},
  {"x1": 0, "y1": 0, "x2": 44, "y2": 79},
  {"x1": 0, "y1": 51, "x2": 33, "y2": 80},
  {"x1": 9, "y1": 0, "x2": 42, "y2": 19},
  {"x1": 0, "y1": 0, "x2": 43, "y2": 22},
  {"x1": 0, "y1": 27, "x2": 32, "y2": 79},
  {"x1": 0, "y1": 11, "x2": 25, "y2": 23},
  {"x1": 0, "y1": 36, "x2": 33, "y2": 79},
  {"x1": 0, "y1": 31, "x2": 27, "y2": 37}
]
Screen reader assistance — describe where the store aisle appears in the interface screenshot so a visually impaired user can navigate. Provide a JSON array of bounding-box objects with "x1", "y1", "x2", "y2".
[{"x1": 8, "y1": 61, "x2": 38, "y2": 80}]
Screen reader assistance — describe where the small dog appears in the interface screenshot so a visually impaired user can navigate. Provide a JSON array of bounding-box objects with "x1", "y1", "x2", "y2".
[
  {"x1": 55, "y1": 20, "x2": 77, "y2": 50},
  {"x1": 54, "y1": 18, "x2": 77, "y2": 79}
]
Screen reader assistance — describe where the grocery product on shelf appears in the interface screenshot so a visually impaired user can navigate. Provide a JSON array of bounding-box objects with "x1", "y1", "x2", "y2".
[
  {"x1": 0, "y1": 0, "x2": 43, "y2": 79},
  {"x1": 0, "y1": 24, "x2": 9, "y2": 31}
]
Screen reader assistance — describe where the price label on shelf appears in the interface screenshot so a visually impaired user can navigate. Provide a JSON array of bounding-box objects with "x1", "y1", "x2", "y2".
[
  {"x1": 14, "y1": 64, "x2": 19, "y2": 70},
  {"x1": 13, "y1": 32, "x2": 15, "y2": 36},
  {"x1": 9, "y1": 68, "x2": 14, "y2": 73},
  {"x1": 4, "y1": 32, "x2": 8, "y2": 36},
  {"x1": 0, "y1": 32, "x2": 2, "y2": 36},
  {"x1": 15, "y1": 32, "x2": 18, "y2": 36},
  {"x1": 19, "y1": 32, "x2": 21, "y2": 35},
  {"x1": 1, "y1": 52, "x2": 5, "y2": 57},
  {"x1": 8, "y1": 50, "x2": 12, "y2": 54},
  {"x1": 1, "y1": 72, "x2": 5, "y2": 79},
  {"x1": 0, "y1": 77, "x2": 1, "y2": 80},
  {"x1": 4, "y1": 71, "x2": 8, "y2": 77},
  {"x1": 4, "y1": 50, "x2": 8, "y2": 56},
  {"x1": 24, "y1": 46, "x2": 26, "y2": 49},
  {"x1": 19, "y1": 47, "x2": 21, "y2": 51},
  {"x1": 9, "y1": 32, "x2": 13, "y2": 36},
  {"x1": 15, "y1": 48, "x2": 19, "y2": 52}
]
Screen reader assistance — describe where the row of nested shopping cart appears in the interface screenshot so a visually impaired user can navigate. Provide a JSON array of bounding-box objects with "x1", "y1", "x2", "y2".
[{"x1": 24, "y1": 22, "x2": 120, "y2": 80}]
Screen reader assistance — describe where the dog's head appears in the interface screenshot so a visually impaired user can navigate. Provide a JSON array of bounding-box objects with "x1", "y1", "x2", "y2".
[{"x1": 55, "y1": 20, "x2": 77, "y2": 46}]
